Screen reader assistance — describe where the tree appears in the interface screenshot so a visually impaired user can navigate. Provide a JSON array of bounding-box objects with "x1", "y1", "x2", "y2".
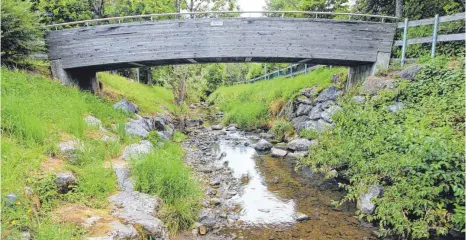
[
  {"x1": 105, "y1": 0, "x2": 178, "y2": 17},
  {"x1": 264, "y1": 0, "x2": 300, "y2": 11},
  {"x1": 1, "y1": 0, "x2": 43, "y2": 67},
  {"x1": 36, "y1": 0, "x2": 93, "y2": 25}
]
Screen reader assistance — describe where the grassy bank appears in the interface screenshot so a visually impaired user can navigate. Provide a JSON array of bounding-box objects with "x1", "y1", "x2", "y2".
[
  {"x1": 131, "y1": 133, "x2": 201, "y2": 235},
  {"x1": 1, "y1": 69, "x2": 199, "y2": 239},
  {"x1": 300, "y1": 58, "x2": 465, "y2": 238},
  {"x1": 207, "y1": 66, "x2": 347, "y2": 129},
  {"x1": 98, "y1": 72, "x2": 177, "y2": 115}
]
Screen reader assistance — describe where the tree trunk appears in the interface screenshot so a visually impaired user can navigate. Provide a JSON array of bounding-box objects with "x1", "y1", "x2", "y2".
[{"x1": 395, "y1": 0, "x2": 403, "y2": 18}]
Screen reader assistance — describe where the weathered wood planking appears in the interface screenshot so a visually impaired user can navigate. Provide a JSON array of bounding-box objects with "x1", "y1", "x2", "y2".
[{"x1": 46, "y1": 18, "x2": 396, "y2": 70}]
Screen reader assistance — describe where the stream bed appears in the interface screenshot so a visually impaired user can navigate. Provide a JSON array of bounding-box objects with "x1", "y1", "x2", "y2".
[{"x1": 178, "y1": 116, "x2": 377, "y2": 240}]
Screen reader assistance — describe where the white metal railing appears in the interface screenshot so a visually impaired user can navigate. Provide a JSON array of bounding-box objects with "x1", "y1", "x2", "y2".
[
  {"x1": 234, "y1": 64, "x2": 323, "y2": 85},
  {"x1": 44, "y1": 10, "x2": 398, "y2": 29},
  {"x1": 395, "y1": 12, "x2": 465, "y2": 65}
]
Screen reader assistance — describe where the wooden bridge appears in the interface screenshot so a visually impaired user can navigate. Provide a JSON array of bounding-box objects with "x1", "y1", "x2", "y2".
[{"x1": 45, "y1": 11, "x2": 398, "y2": 92}]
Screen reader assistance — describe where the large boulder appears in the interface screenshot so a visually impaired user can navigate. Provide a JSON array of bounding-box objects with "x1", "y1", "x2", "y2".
[
  {"x1": 296, "y1": 104, "x2": 313, "y2": 116},
  {"x1": 125, "y1": 117, "x2": 166, "y2": 138},
  {"x1": 321, "y1": 105, "x2": 342, "y2": 123},
  {"x1": 84, "y1": 115, "x2": 102, "y2": 128},
  {"x1": 309, "y1": 105, "x2": 323, "y2": 120},
  {"x1": 109, "y1": 191, "x2": 167, "y2": 239},
  {"x1": 361, "y1": 76, "x2": 396, "y2": 95},
  {"x1": 357, "y1": 185, "x2": 383, "y2": 215},
  {"x1": 122, "y1": 140, "x2": 153, "y2": 161},
  {"x1": 287, "y1": 138, "x2": 315, "y2": 152},
  {"x1": 291, "y1": 116, "x2": 310, "y2": 132},
  {"x1": 314, "y1": 86, "x2": 342, "y2": 102},
  {"x1": 271, "y1": 148, "x2": 288, "y2": 158},
  {"x1": 253, "y1": 139, "x2": 273, "y2": 151},
  {"x1": 55, "y1": 172, "x2": 77, "y2": 194},
  {"x1": 114, "y1": 100, "x2": 139, "y2": 114},
  {"x1": 399, "y1": 64, "x2": 423, "y2": 81},
  {"x1": 278, "y1": 100, "x2": 295, "y2": 120},
  {"x1": 58, "y1": 140, "x2": 82, "y2": 163}
]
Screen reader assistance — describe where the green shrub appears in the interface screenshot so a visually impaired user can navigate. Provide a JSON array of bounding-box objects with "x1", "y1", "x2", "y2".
[
  {"x1": 1, "y1": 0, "x2": 43, "y2": 67},
  {"x1": 300, "y1": 58, "x2": 465, "y2": 238},
  {"x1": 131, "y1": 142, "x2": 201, "y2": 234},
  {"x1": 270, "y1": 120, "x2": 295, "y2": 141},
  {"x1": 208, "y1": 66, "x2": 346, "y2": 129}
]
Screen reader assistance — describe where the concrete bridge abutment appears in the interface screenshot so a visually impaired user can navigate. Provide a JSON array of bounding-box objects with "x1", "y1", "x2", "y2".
[
  {"x1": 51, "y1": 60, "x2": 101, "y2": 95},
  {"x1": 346, "y1": 52, "x2": 391, "y2": 90}
]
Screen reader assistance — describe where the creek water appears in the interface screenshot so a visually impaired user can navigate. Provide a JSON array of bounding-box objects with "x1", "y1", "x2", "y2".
[{"x1": 211, "y1": 130, "x2": 376, "y2": 239}]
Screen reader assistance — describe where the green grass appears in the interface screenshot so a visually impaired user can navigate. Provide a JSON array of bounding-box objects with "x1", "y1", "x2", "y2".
[
  {"x1": 131, "y1": 141, "x2": 201, "y2": 235},
  {"x1": 207, "y1": 66, "x2": 347, "y2": 129},
  {"x1": 1, "y1": 68, "x2": 130, "y2": 238},
  {"x1": 98, "y1": 72, "x2": 177, "y2": 115}
]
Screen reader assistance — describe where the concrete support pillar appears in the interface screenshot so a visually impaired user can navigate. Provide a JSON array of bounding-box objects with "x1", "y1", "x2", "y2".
[
  {"x1": 346, "y1": 52, "x2": 391, "y2": 90},
  {"x1": 50, "y1": 60, "x2": 101, "y2": 94}
]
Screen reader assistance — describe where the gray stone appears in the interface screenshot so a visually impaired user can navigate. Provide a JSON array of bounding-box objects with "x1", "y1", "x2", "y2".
[
  {"x1": 314, "y1": 86, "x2": 343, "y2": 102},
  {"x1": 320, "y1": 100, "x2": 335, "y2": 110},
  {"x1": 278, "y1": 100, "x2": 295, "y2": 120},
  {"x1": 84, "y1": 115, "x2": 102, "y2": 128},
  {"x1": 287, "y1": 138, "x2": 314, "y2": 152},
  {"x1": 20, "y1": 232, "x2": 32, "y2": 240},
  {"x1": 125, "y1": 117, "x2": 166, "y2": 138},
  {"x1": 296, "y1": 104, "x2": 313, "y2": 116},
  {"x1": 109, "y1": 191, "x2": 167, "y2": 239},
  {"x1": 353, "y1": 96, "x2": 366, "y2": 104},
  {"x1": 399, "y1": 64, "x2": 423, "y2": 81},
  {"x1": 357, "y1": 185, "x2": 383, "y2": 215},
  {"x1": 321, "y1": 105, "x2": 342, "y2": 122},
  {"x1": 122, "y1": 177, "x2": 135, "y2": 192},
  {"x1": 211, "y1": 124, "x2": 223, "y2": 130},
  {"x1": 55, "y1": 172, "x2": 77, "y2": 193},
  {"x1": 296, "y1": 97, "x2": 312, "y2": 105},
  {"x1": 107, "y1": 221, "x2": 138, "y2": 240},
  {"x1": 304, "y1": 119, "x2": 334, "y2": 132},
  {"x1": 253, "y1": 139, "x2": 273, "y2": 151},
  {"x1": 361, "y1": 76, "x2": 395, "y2": 95},
  {"x1": 122, "y1": 140, "x2": 153, "y2": 161},
  {"x1": 287, "y1": 151, "x2": 309, "y2": 159},
  {"x1": 6, "y1": 193, "x2": 18, "y2": 203},
  {"x1": 295, "y1": 212, "x2": 311, "y2": 222},
  {"x1": 301, "y1": 87, "x2": 317, "y2": 98},
  {"x1": 308, "y1": 105, "x2": 323, "y2": 120},
  {"x1": 114, "y1": 167, "x2": 130, "y2": 191},
  {"x1": 291, "y1": 116, "x2": 310, "y2": 132},
  {"x1": 156, "y1": 131, "x2": 169, "y2": 142},
  {"x1": 114, "y1": 100, "x2": 139, "y2": 114},
  {"x1": 226, "y1": 126, "x2": 237, "y2": 131},
  {"x1": 186, "y1": 119, "x2": 203, "y2": 128},
  {"x1": 259, "y1": 132, "x2": 274, "y2": 140},
  {"x1": 388, "y1": 102, "x2": 405, "y2": 113},
  {"x1": 271, "y1": 148, "x2": 288, "y2": 158},
  {"x1": 58, "y1": 140, "x2": 81, "y2": 162}
]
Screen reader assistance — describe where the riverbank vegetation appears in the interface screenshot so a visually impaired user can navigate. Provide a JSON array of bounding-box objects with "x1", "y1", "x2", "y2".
[
  {"x1": 300, "y1": 58, "x2": 465, "y2": 238},
  {"x1": 207, "y1": 66, "x2": 346, "y2": 129}
]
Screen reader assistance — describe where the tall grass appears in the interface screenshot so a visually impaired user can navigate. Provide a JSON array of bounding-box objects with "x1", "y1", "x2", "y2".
[
  {"x1": 208, "y1": 66, "x2": 347, "y2": 129},
  {"x1": 98, "y1": 72, "x2": 177, "y2": 115},
  {"x1": 131, "y1": 142, "x2": 201, "y2": 235}
]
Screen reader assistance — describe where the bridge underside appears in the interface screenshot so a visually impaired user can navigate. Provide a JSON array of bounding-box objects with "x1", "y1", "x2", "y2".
[{"x1": 46, "y1": 17, "x2": 396, "y2": 92}]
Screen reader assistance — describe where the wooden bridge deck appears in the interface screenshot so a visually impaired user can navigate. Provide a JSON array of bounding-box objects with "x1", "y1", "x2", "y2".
[{"x1": 46, "y1": 18, "x2": 396, "y2": 71}]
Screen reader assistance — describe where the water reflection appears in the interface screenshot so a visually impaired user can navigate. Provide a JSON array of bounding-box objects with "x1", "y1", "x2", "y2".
[{"x1": 213, "y1": 134, "x2": 296, "y2": 226}]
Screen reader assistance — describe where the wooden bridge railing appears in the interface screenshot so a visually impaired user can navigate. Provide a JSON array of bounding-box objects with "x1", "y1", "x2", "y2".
[
  {"x1": 395, "y1": 12, "x2": 465, "y2": 66},
  {"x1": 44, "y1": 10, "x2": 398, "y2": 30}
]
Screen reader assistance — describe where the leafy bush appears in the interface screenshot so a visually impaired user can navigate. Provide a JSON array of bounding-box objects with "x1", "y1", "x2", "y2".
[
  {"x1": 131, "y1": 142, "x2": 201, "y2": 234},
  {"x1": 208, "y1": 66, "x2": 346, "y2": 129},
  {"x1": 1, "y1": 0, "x2": 43, "y2": 67},
  {"x1": 300, "y1": 58, "x2": 465, "y2": 238},
  {"x1": 270, "y1": 120, "x2": 295, "y2": 141}
]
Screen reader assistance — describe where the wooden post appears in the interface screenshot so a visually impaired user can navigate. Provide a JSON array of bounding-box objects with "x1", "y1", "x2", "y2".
[
  {"x1": 264, "y1": 64, "x2": 267, "y2": 80},
  {"x1": 278, "y1": 67, "x2": 280, "y2": 77},
  {"x1": 401, "y1": 18, "x2": 409, "y2": 66},
  {"x1": 431, "y1": 14, "x2": 439, "y2": 58},
  {"x1": 304, "y1": 64, "x2": 307, "y2": 74},
  {"x1": 290, "y1": 65, "x2": 293, "y2": 77},
  {"x1": 136, "y1": 68, "x2": 140, "y2": 83}
]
